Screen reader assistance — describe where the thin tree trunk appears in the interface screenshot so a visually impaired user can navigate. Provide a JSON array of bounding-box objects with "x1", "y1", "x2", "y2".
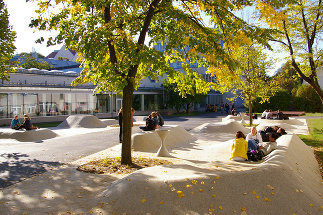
[{"x1": 121, "y1": 84, "x2": 134, "y2": 165}]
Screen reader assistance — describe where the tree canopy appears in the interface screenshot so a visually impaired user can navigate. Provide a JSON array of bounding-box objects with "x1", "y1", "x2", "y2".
[
  {"x1": 30, "y1": 0, "x2": 278, "y2": 164},
  {"x1": 257, "y1": 0, "x2": 323, "y2": 104},
  {"x1": 0, "y1": 0, "x2": 16, "y2": 81},
  {"x1": 211, "y1": 44, "x2": 278, "y2": 125},
  {"x1": 17, "y1": 52, "x2": 53, "y2": 69}
]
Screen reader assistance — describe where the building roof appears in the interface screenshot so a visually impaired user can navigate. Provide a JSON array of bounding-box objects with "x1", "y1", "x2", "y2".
[{"x1": 46, "y1": 50, "x2": 59, "y2": 59}]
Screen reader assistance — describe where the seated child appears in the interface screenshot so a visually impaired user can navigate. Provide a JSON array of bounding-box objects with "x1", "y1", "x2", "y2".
[
  {"x1": 230, "y1": 131, "x2": 248, "y2": 161},
  {"x1": 11, "y1": 115, "x2": 21, "y2": 130}
]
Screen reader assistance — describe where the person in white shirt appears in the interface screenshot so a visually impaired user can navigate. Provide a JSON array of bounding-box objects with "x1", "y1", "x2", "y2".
[
  {"x1": 259, "y1": 133, "x2": 278, "y2": 156},
  {"x1": 261, "y1": 109, "x2": 268, "y2": 119},
  {"x1": 246, "y1": 127, "x2": 263, "y2": 151},
  {"x1": 266, "y1": 109, "x2": 273, "y2": 119}
]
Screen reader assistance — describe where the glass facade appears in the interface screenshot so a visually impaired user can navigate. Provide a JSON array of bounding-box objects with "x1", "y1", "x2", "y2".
[{"x1": 0, "y1": 91, "x2": 164, "y2": 118}]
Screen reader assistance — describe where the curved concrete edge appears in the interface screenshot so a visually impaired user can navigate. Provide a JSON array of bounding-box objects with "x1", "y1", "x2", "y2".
[
  {"x1": 57, "y1": 115, "x2": 107, "y2": 129},
  {"x1": 132, "y1": 126, "x2": 197, "y2": 152},
  {"x1": 222, "y1": 115, "x2": 249, "y2": 122},
  {"x1": 191, "y1": 119, "x2": 250, "y2": 134},
  {"x1": 98, "y1": 134, "x2": 322, "y2": 215},
  {"x1": 0, "y1": 128, "x2": 58, "y2": 142}
]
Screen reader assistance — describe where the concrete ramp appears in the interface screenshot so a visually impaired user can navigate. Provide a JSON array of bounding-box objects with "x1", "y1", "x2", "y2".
[
  {"x1": 132, "y1": 126, "x2": 196, "y2": 152},
  {"x1": 98, "y1": 134, "x2": 322, "y2": 215},
  {"x1": 57, "y1": 115, "x2": 107, "y2": 129},
  {"x1": 0, "y1": 128, "x2": 58, "y2": 142}
]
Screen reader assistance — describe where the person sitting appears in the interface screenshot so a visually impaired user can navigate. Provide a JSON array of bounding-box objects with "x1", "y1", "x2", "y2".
[
  {"x1": 17, "y1": 114, "x2": 39, "y2": 130},
  {"x1": 231, "y1": 108, "x2": 236, "y2": 116},
  {"x1": 11, "y1": 115, "x2": 21, "y2": 130},
  {"x1": 261, "y1": 109, "x2": 268, "y2": 119},
  {"x1": 275, "y1": 110, "x2": 284, "y2": 120},
  {"x1": 156, "y1": 111, "x2": 164, "y2": 127},
  {"x1": 265, "y1": 109, "x2": 273, "y2": 119},
  {"x1": 139, "y1": 112, "x2": 159, "y2": 131},
  {"x1": 246, "y1": 127, "x2": 263, "y2": 151},
  {"x1": 259, "y1": 133, "x2": 278, "y2": 156},
  {"x1": 230, "y1": 131, "x2": 248, "y2": 161},
  {"x1": 276, "y1": 127, "x2": 287, "y2": 137}
]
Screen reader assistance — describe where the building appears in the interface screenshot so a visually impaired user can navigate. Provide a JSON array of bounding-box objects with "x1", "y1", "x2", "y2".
[{"x1": 0, "y1": 44, "x2": 237, "y2": 121}]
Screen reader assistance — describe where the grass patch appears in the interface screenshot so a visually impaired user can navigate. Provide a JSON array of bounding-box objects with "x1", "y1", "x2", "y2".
[
  {"x1": 304, "y1": 112, "x2": 323, "y2": 117},
  {"x1": 243, "y1": 124, "x2": 259, "y2": 127},
  {"x1": 33, "y1": 121, "x2": 63, "y2": 128},
  {"x1": 298, "y1": 118, "x2": 323, "y2": 177},
  {"x1": 77, "y1": 157, "x2": 173, "y2": 174}
]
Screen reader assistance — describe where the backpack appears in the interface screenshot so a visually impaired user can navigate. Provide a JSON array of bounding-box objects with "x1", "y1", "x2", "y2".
[
  {"x1": 247, "y1": 150, "x2": 264, "y2": 161},
  {"x1": 146, "y1": 117, "x2": 155, "y2": 130}
]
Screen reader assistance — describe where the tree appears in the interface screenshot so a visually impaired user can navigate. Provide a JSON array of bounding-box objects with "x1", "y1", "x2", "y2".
[
  {"x1": 0, "y1": 0, "x2": 16, "y2": 80},
  {"x1": 17, "y1": 52, "x2": 53, "y2": 69},
  {"x1": 163, "y1": 70, "x2": 210, "y2": 113},
  {"x1": 257, "y1": 0, "x2": 323, "y2": 104},
  {"x1": 31, "y1": 0, "x2": 275, "y2": 165},
  {"x1": 211, "y1": 45, "x2": 278, "y2": 126},
  {"x1": 273, "y1": 61, "x2": 302, "y2": 92}
]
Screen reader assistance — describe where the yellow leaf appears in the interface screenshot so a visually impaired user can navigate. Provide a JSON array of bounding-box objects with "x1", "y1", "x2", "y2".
[
  {"x1": 201, "y1": 181, "x2": 205, "y2": 185},
  {"x1": 215, "y1": 176, "x2": 220, "y2": 180},
  {"x1": 177, "y1": 191, "x2": 185, "y2": 198},
  {"x1": 66, "y1": 211, "x2": 72, "y2": 214},
  {"x1": 168, "y1": 184, "x2": 172, "y2": 188},
  {"x1": 186, "y1": 184, "x2": 192, "y2": 188},
  {"x1": 141, "y1": 199, "x2": 146, "y2": 203},
  {"x1": 309, "y1": 203, "x2": 313, "y2": 207},
  {"x1": 212, "y1": 194, "x2": 216, "y2": 198},
  {"x1": 252, "y1": 191, "x2": 257, "y2": 194},
  {"x1": 160, "y1": 201, "x2": 164, "y2": 205},
  {"x1": 267, "y1": 185, "x2": 274, "y2": 190},
  {"x1": 191, "y1": 180, "x2": 198, "y2": 184},
  {"x1": 199, "y1": 189, "x2": 203, "y2": 192},
  {"x1": 219, "y1": 205, "x2": 223, "y2": 210},
  {"x1": 99, "y1": 202, "x2": 104, "y2": 208},
  {"x1": 264, "y1": 197, "x2": 271, "y2": 202},
  {"x1": 241, "y1": 207, "x2": 247, "y2": 211},
  {"x1": 256, "y1": 196, "x2": 260, "y2": 199}
]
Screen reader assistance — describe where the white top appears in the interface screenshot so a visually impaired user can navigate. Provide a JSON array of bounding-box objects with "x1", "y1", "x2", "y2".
[
  {"x1": 261, "y1": 111, "x2": 267, "y2": 118},
  {"x1": 266, "y1": 112, "x2": 273, "y2": 119},
  {"x1": 246, "y1": 132, "x2": 263, "y2": 143}
]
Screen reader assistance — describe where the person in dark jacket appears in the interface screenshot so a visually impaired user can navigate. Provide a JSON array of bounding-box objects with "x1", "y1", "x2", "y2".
[
  {"x1": 118, "y1": 108, "x2": 123, "y2": 143},
  {"x1": 17, "y1": 114, "x2": 38, "y2": 130}
]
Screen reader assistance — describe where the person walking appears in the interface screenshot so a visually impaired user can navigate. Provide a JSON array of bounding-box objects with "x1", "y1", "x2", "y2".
[{"x1": 118, "y1": 108, "x2": 123, "y2": 143}]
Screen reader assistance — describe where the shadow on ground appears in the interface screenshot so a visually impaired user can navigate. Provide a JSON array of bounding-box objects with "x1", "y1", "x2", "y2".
[{"x1": 0, "y1": 153, "x2": 62, "y2": 188}]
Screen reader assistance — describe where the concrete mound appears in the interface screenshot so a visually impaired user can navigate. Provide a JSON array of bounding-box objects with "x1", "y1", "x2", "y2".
[
  {"x1": 192, "y1": 119, "x2": 249, "y2": 134},
  {"x1": 57, "y1": 115, "x2": 107, "y2": 129},
  {"x1": 132, "y1": 126, "x2": 196, "y2": 152},
  {"x1": 222, "y1": 115, "x2": 249, "y2": 122},
  {"x1": 0, "y1": 128, "x2": 58, "y2": 142},
  {"x1": 98, "y1": 134, "x2": 322, "y2": 215}
]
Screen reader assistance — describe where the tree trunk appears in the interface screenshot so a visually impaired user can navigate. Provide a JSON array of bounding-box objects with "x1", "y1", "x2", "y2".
[
  {"x1": 121, "y1": 84, "x2": 134, "y2": 165},
  {"x1": 248, "y1": 96, "x2": 253, "y2": 127}
]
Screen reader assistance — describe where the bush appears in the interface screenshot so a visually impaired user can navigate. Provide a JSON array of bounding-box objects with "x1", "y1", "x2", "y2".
[{"x1": 251, "y1": 86, "x2": 322, "y2": 113}]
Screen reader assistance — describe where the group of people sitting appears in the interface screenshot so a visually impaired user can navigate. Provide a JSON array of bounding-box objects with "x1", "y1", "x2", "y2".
[
  {"x1": 139, "y1": 111, "x2": 164, "y2": 131},
  {"x1": 230, "y1": 125, "x2": 287, "y2": 162},
  {"x1": 261, "y1": 109, "x2": 289, "y2": 120},
  {"x1": 10, "y1": 114, "x2": 39, "y2": 130}
]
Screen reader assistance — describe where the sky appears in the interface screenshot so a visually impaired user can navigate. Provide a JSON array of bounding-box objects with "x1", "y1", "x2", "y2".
[
  {"x1": 4, "y1": 0, "x2": 285, "y2": 74},
  {"x1": 4, "y1": 0, "x2": 61, "y2": 57}
]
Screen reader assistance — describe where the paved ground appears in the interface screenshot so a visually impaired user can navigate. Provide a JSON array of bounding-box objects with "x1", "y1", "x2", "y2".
[{"x1": 0, "y1": 112, "x2": 225, "y2": 188}]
